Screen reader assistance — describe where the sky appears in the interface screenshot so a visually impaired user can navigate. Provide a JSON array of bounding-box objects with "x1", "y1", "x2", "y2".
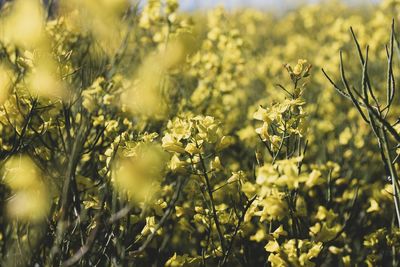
[{"x1": 179, "y1": 0, "x2": 381, "y2": 10}]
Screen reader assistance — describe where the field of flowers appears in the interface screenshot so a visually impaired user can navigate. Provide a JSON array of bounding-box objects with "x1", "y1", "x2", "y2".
[{"x1": 1, "y1": 0, "x2": 400, "y2": 266}]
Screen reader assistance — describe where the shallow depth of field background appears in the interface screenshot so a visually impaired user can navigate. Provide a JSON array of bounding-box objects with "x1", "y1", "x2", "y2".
[
  {"x1": 1, "y1": 0, "x2": 400, "y2": 266},
  {"x1": 180, "y1": 0, "x2": 380, "y2": 10}
]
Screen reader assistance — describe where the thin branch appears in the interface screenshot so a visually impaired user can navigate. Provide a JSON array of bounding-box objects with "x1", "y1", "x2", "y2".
[
  {"x1": 129, "y1": 177, "x2": 186, "y2": 256},
  {"x1": 321, "y1": 68, "x2": 365, "y2": 107},
  {"x1": 198, "y1": 151, "x2": 227, "y2": 253},
  {"x1": 220, "y1": 195, "x2": 257, "y2": 267},
  {"x1": 339, "y1": 51, "x2": 370, "y2": 123},
  {"x1": 350, "y1": 27, "x2": 380, "y2": 108}
]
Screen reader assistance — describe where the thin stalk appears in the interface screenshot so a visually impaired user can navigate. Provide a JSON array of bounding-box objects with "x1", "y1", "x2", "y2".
[
  {"x1": 198, "y1": 152, "x2": 226, "y2": 253},
  {"x1": 219, "y1": 195, "x2": 256, "y2": 267},
  {"x1": 380, "y1": 128, "x2": 400, "y2": 227},
  {"x1": 339, "y1": 51, "x2": 370, "y2": 123}
]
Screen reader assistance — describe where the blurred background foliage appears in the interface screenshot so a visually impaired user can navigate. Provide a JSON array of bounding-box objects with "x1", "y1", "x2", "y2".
[{"x1": 0, "y1": 0, "x2": 400, "y2": 266}]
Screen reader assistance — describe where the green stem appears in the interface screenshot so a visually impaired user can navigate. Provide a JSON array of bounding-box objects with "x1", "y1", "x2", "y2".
[
  {"x1": 199, "y1": 152, "x2": 226, "y2": 253},
  {"x1": 380, "y1": 127, "x2": 400, "y2": 227}
]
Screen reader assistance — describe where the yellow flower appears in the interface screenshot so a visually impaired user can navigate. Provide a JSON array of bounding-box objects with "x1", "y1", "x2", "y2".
[
  {"x1": 258, "y1": 196, "x2": 288, "y2": 221},
  {"x1": 255, "y1": 122, "x2": 269, "y2": 141},
  {"x1": 167, "y1": 118, "x2": 193, "y2": 140},
  {"x1": 268, "y1": 253, "x2": 287, "y2": 267},
  {"x1": 342, "y1": 255, "x2": 351, "y2": 267},
  {"x1": 265, "y1": 240, "x2": 280, "y2": 252},
  {"x1": 169, "y1": 155, "x2": 188, "y2": 173},
  {"x1": 329, "y1": 246, "x2": 344, "y2": 254},
  {"x1": 250, "y1": 228, "x2": 268, "y2": 242},
  {"x1": 310, "y1": 222, "x2": 341, "y2": 242},
  {"x1": 339, "y1": 127, "x2": 352, "y2": 145},
  {"x1": 195, "y1": 115, "x2": 220, "y2": 143},
  {"x1": 93, "y1": 115, "x2": 105, "y2": 126},
  {"x1": 307, "y1": 242, "x2": 323, "y2": 259},
  {"x1": 210, "y1": 156, "x2": 223, "y2": 171},
  {"x1": 184, "y1": 143, "x2": 201, "y2": 155},
  {"x1": 175, "y1": 206, "x2": 185, "y2": 218},
  {"x1": 366, "y1": 199, "x2": 380, "y2": 213},
  {"x1": 293, "y1": 59, "x2": 308, "y2": 75},
  {"x1": 272, "y1": 225, "x2": 288, "y2": 239},
  {"x1": 315, "y1": 206, "x2": 338, "y2": 222},
  {"x1": 241, "y1": 182, "x2": 257, "y2": 198},
  {"x1": 216, "y1": 135, "x2": 234, "y2": 151},
  {"x1": 254, "y1": 106, "x2": 270, "y2": 122},
  {"x1": 141, "y1": 216, "x2": 157, "y2": 236},
  {"x1": 162, "y1": 134, "x2": 186, "y2": 153},
  {"x1": 306, "y1": 170, "x2": 323, "y2": 188}
]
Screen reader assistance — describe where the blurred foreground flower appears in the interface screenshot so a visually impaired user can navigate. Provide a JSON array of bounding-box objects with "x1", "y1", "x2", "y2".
[
  {"x1": 26, "y1": 57, "x2": 66, "y2": 99},
  {"x1": 2, "y1": 155, "x2": 49, "y2": 222},
  {"x1": 0, "y1": 64, "x2": 13, "y2": 104},
  {"x1": 122, "y1": 38, "x2": 191, "y2": 119},
  {"x1": 60, "y1": 0, "x2": 129, "y2": 55},
  {"x1": 113, "y1": 142, "x2": 169, "y2": 203},
  {"x1": 1, "y1": 0, "x2": 46, "y2": 48}
]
